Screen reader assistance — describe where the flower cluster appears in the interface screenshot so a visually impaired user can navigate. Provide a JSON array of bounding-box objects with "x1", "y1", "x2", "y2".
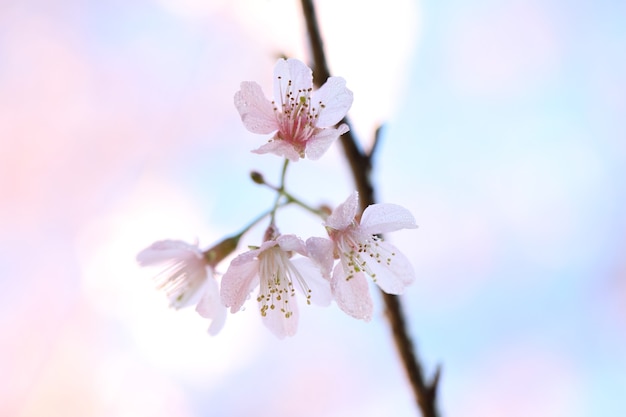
[{"x1": 137, "y1": 59, "x2": 417, "y2": 339}]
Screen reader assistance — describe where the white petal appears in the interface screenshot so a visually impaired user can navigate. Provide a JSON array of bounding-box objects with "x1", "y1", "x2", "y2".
[
  {"x1": 220, "y1": 256, "x2": 260, "y2": 313},
  {"x1": 168, "y1": 266, "x2": 208, "y2": 309},
  {"x1": 306, "y1": 236, "x2": 335, "y2": 279},
  {"x1": 305, "y1": 124, "x2": 349, "y2": 160},
  {"x1": 366, "y1": 241, "x2": 415, "y2": 294},
  {"x1": 234, "y1": 82, "x2": 279, "y2": 134},
  {"x1": 260, "y1": 295, "x2": 299, "y2": 339},
  {"x1": 360, "y1": 203, "x2": 417, "y2": 235},
  {"x1": 229, "y1": 245, "x2": 262, "y2": 266},
  {"x1": 326, "y1": 191, "x2": 359, "y2": 230},
  {"x1": 252, "y1": 139, "x2": 301, "y2": 161},
  {"x1": 331, "y1": 263, "x2": 373, "y2": 321},
  {"x1": 136, "y1": 239, "x2": 207, "y2": 309},
  {"x1": 195, "y1": 278, "x2": 227, "y2": 336},
  {"x1": 291, "y1": 257, "x2": 332, "y2": 306},
  {"x1": 313, "y1": 77, "x2": 353, "y2": 127},
  {"x1": 136, "y1": 239, "x2": 202, "y2": 266},
  {"x1": 273, "y1": 58, "x2": 313, "y2": 105}
]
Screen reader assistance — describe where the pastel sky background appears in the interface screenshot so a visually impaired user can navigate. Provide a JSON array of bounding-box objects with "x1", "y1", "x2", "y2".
[{"x1": 1, "y1": 0, "x2": 625, "y2": 416}]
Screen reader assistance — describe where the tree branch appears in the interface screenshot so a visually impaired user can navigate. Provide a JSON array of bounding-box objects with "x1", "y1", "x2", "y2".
[
  {"x1": 299, "y1": 0, "x2": 375, "y2": 208},
  {"x1": 299, "y1": 1, "x2": 441, "y2": 416}
]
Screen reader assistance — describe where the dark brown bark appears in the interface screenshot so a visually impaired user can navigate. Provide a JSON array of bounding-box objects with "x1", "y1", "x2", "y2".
[{"x1": 299, "y1": 1, "x2": 442, "y2": 416}]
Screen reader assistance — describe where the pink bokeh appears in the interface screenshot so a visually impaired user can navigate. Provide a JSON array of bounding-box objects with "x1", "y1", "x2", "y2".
[{"x1": 2, "y1": 1, "x2": 625, "y2": 416}]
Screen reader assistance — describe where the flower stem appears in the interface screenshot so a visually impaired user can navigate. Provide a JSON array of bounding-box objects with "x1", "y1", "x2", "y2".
[
  {"x1": 237, "y1": 207, "x2": 279, "y2": 239},
  {"x1": 254, "y1": 159, "x2": 328, "y2": 219},
  {"x1": 270, "y1": 159, "x2": 291, "y2": 224},
  {"x1": 281, "y1": 190, "x2": 327, "y2": 219},
  {"x1": 299, "y1": 1, "x2": 441, "y2": 416}
]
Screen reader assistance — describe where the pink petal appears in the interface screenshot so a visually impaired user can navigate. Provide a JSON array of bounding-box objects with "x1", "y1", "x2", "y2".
[
  {"x1": 313, "y1": 77, "x2": 353, "y2": 127},
  {"x1": 260, "y1": 295, "x2": 299, "y2": 339},
  {"x1": 359, "y1": 203, "x2": 417, "y2": 235},
  {"x1": 273, "y1": 58, "x2": 313, "y2": 105},
  {"x1": 276, "y1": 234, "x2": 307, "y2": 256},
  {"x1": 305, "y1": 236, "x2": 335, "y2": 279},
  {"x1": 366, "y1": 241, "x2": 415, "y2": 295},
  {"x1": 195, "y1": 278, "x2": 227, "y2": 336},
  {"x1": 331, "y1": 263, "x2": 373, "y2": 321},
  {"x1": 234, "y1": 81, "x2": 279, "y2": 134},
  {"x1": 252, "y1": 139, "x2": 301, "y2": 161},
  {"x1": 326, "y1": 191, "x2": 359, "y2": 231},
  {"x1": 305, "y1": 124, "x2": 349, "y2": 160},
  {"x1": 291, "y1": 257, "x2": 332, "y2": 306},
  {"x1": 256, "y1": 239, "x2": 279, "y2": 253},
  {"x1": 220, "y1": 256, "x2": 260, "y2": 313}
]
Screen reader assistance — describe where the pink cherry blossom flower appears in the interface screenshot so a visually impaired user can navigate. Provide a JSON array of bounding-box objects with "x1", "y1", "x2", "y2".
[
  {"x1": 234, "y1": 58, "x2": 353, "y2": 161},
  {"x1": 307, "y1": 192, "x2": 417, "y2": 321},
  {"x1": 220, "y1": 234, "x2": 331, "y2": 338},
  {"x1": 137, "y1": 239, "x2": 226, "y2": 335}
]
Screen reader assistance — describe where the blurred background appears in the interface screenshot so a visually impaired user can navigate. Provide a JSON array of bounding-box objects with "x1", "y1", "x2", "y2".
[{"x1": 1, "y1": 0, "x2": 625, "y2": 416}]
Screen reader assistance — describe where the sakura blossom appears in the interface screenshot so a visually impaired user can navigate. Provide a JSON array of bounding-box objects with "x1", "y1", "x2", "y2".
[
  {"x1": 307, "y1": 192, "x2": 417, "y2": 321},
  {"x1": 234, "y1": 58, "x2": 353, "y2": 161},
  {"x1": 136, "y1": 239, "x2": 226, "y2": 335},
  {"x1": 220, "y1": 234, "x2": 331, "y2": 338}
]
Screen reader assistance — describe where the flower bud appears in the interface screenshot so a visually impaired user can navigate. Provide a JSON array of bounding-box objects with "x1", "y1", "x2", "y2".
[
  {"x1": 263, "y1": 224, "x2": 279, "y2": 242},
  {"x1": 250, "y1": 171, "x2": 265, "y2": 184}
]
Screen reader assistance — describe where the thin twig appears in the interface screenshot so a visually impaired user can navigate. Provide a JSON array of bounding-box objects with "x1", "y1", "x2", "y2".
[{"x1": 299, "y1": 1, "x2": 441, "y2": 416}]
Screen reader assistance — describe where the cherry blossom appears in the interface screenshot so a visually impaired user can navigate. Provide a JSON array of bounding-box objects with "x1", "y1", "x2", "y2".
[
  {"x1": 307, "y1": 192, "x2": 417, "y2": 321},
  {"x1": 220, "y1": 234, "x2": 331, "y2": 338},
  {"x1": 136, "y1": 239, "x2": 226, "y2": 335},
  {"x1": 234, "y1": 58, "x2": 353, "y2": 161}
]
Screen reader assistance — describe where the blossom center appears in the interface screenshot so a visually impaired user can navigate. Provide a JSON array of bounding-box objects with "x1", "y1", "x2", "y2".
[
  {"x1": 256, "y1": 246, "x2": 312, "y2": 319},
  {"x1": 335, "y1": 231, "x2": 396, "y2": 283},
  {"x1": 153, "y1": 256, "x2": 206, "y2": 308},
  {"x1": 272, "y1": 76, "x2": 325, "y2": 156}
]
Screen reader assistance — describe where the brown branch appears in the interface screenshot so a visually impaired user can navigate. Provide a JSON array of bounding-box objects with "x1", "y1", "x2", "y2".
[
  {"x1": 299, "y1": 0, "x2": 375, "y2": 208},
  {"x1": 369, "y1": 124, "x2": 385, "y2": 160},
  {"x1": 382, "y1": 292, "x2": 441, "y2": 417},
  {"x1": 299, "y1": 1, "x2": 441, "y2": 416}
]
